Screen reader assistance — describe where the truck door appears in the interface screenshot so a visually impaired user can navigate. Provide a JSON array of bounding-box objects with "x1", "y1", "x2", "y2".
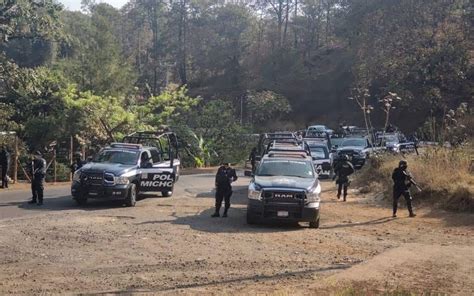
[{"x1": 137, "y1": 150, "x2": 176, "y2": 195}]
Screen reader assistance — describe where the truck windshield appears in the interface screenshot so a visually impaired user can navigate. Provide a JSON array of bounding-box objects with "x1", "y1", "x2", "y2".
[
  {"x1": 309, "y1": 147, "x2": 328, "y2": 159},
  {"x1": 341, "y1": 138, "x2": 367, "y2": 148},
  {"x1": 256, "y1": 160, "x2": 314, "y2": 178},
  {"x1": 93, "y1": 150, "x2": 139, "y2": 165}
]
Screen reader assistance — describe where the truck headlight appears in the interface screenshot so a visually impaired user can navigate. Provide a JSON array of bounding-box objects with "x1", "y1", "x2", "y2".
[
  {"x1": 114, "y1": 176, "x2": 130, "y2": 185},
  {"x1": 248, "y1": 183, "x2": 262, "y2": 200},
  {"x1": 73, "y1": 171, "x2": 81, "y2": 182},
  {"x1": 307, "y1": 184, "x2": 321, "y2": 203}
]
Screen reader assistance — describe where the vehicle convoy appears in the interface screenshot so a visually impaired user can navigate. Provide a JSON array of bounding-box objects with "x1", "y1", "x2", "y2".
[
  {"x1": 71, "y1": 131, "x2": 180, "y2": 206},
  {"x1": 306, "y1": 125, "x2": 334, "y2": 136},
  {"x1": 245, "y1": 132, "x2": 298, "y2": 176},
  {"x1": 246, "y1": 152, "x2": 321, "y2": 228},
  {"x1": 334, "y1": 137, "x2": 372, "y2": 169},
  {"x1": 376, "y1": 132, "x2": 415, "y2": 153},
  {"x1": 306, "y1": 142, "x2": 332, "y2": 178}
]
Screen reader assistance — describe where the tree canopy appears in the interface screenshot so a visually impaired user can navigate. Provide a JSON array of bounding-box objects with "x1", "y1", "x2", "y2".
[{"x1": 0, "y1": 0, "x2": 472, "y2": 164}]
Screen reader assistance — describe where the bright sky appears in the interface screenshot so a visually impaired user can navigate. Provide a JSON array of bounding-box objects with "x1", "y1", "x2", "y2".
[{"x1": 60, "y1": 0, "x2": 129, "y2": 11}]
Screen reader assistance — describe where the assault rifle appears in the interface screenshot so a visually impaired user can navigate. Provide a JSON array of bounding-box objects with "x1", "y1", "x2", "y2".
[{"x1": 404, "y1": 170, "x2": 422, "y2": 192}]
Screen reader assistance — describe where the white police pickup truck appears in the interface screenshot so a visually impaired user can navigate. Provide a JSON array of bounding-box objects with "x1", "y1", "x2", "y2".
[
  {"x1": 306, "y1": 141, "x2": 332, "y2": 178},
  {"x1": 71, "y1": 131, "x2": 180, "y2": 206}
]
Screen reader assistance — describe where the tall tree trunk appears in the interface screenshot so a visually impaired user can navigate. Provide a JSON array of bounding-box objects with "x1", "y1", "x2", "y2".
[
  {"x1": 283, "y1": 0, "x2": 290, "y2": 46},
  {"x1": 148, "y1": 0, "x2": 160, "y2": 95},
  {"x1": 177, "y1": 0, "x2": 187, "y2": 85},
  {"x1": 294, "y1": 0, "x2": 298, "y2": 48},
  {"x1": 278, "y1": 1, "x2": 283, "y2": 48},
  {"x1": 325, "y1": 0, "x2": 331, "y2": 45}
]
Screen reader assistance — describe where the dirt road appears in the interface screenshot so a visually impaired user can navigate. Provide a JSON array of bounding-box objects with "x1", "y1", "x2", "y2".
[{"x1": 0, "y1": 173, "x2": 472, "y2": 295}]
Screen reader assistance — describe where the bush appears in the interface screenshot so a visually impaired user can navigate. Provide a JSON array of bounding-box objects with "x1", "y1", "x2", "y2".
[
  {"x1": 354, "y1": 146, "x2": 474, "y2": 212},
  {"x1": 45, "y1": 162, "x2": 71, "y2": 182}
]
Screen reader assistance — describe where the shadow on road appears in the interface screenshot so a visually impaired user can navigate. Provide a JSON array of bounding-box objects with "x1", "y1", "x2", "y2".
[
  {"x1": 0, "y1": 194, "x2": 161, "y2": 213},
  {"x1": 194, "y1": 185, "x2": 249, "y2": 206},
  {"x1": 320, "y1": 216, "x2": 394, "y2": 230},
  {"x1": 170, "y1": 207, "x2": 305, "y2": 234},
  {"x1": 136, "y1": 189, "x2": 308, "y2": 233},
  {"x1": 92, "y1": 264, "x2": 351, "y2": 294},
  {"x1": 422, "y1": 209, "x2": 474, "y2": 227}
]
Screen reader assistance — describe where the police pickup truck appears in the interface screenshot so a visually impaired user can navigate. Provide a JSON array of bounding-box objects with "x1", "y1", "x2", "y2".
[
  {"x1": 334, "y1": 137, "x2": 372, "y2": 169},
  {"x1": 306, "y1": 141, "x2": 331, "y2": 178},
  {"x1": 376, "y1": 132, "x2": 416, "y2": 154},
  {"x1": 246, "y1": 151, "x2": 321, "y2": 228},
  {"x1": 71, "y1": 131, "x2": 180, "y2": 206}
]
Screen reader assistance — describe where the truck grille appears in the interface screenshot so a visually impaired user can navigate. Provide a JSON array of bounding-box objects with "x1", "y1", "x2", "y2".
[
  {"x1": 263, "y1": 190, "x2": 305, "y2": 201},
  {"x1": 81, "y1": 172, "x2": 103, "y2": 186}
]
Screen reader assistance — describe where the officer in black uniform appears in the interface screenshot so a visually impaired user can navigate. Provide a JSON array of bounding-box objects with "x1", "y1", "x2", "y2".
[
  {"x1": 409, "y1": 133, "x2": 420, "y2": 155},
  {"x1": 212, "y1": 162, "x2": 238, "y2": 218},
  {"x1": 249, "y1": 147, "x2": 257, "y2": 172},
  {"x1": 28, "y1": 151, "x2": 47, "y2": 206},
  {"x1": 333, "y1": 155, "x2": 355, "y2": 201},
  {"x1": 392, "y1": 160, "x2": 416, "y2": 218},
  {"x1": 0, "y1": 145, "x2": 10, "y2": 188},
  {"x1": 70, "y1": 152, "x2": 85, "y2": 173},
  {"x1": 336, "y1": 123, "x2": 347, "y2": 136}
]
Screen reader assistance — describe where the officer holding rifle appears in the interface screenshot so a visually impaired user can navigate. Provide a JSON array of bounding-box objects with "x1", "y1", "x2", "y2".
[{"x1": 392, "y1": 160, "x2": 420, "y2": 218}]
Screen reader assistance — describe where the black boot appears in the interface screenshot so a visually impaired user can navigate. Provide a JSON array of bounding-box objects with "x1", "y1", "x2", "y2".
[
  {"x1": 211, "y1": 212, "x2": 220, "y2": 218},
  {"x1": 28, "y1": 200, "x2": 36, "y2": 204}
]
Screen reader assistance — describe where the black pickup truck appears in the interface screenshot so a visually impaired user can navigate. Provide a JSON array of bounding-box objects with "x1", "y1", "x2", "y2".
[
  {"x1": 71, "y1": 131, "x2": 180, "y2": 206},
  {"x1": 246, "y1": 152, "x2": 321, "y2": 228}
]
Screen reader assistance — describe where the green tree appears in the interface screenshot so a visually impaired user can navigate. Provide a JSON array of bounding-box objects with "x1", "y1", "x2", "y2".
[{"x1": 56, "y1": 4, "x2": 136, "y2": 96}]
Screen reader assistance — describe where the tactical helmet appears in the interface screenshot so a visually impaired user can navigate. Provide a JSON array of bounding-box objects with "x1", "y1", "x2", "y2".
[
  {"x1": 342, "y1": 154, "x2": 350, "y2": 161},
  {"x1": 399, "y1": 160, "x2": 408, "y2": 168},
  {"x1": 74, "y1": 152, "x2": 82, "y2": 158}
]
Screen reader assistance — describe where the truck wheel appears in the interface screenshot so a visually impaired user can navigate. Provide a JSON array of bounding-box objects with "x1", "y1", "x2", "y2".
[
  {"x1": 75, "y1": 197, "x2": 88, "y2": 206},
  {"x1": 246, "y1": 212, "x2": 258, "y2": 225},
  {"x1": 309, "y1": 218, "x2": 320, "y2": 229},
  {"x1": 126, "y1": 184, "x2": 137, "y2": 207},
  {"x1": 162, "y1": 190, "x2": 173, "y2": 197}
]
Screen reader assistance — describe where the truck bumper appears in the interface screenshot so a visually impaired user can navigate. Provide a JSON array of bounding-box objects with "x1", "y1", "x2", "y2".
[
  {"x1": 71, "y1": 182, "x2": 130, "y2": 200},
  {"x1": 247, "y1": 199, "x2": 320, "y2": 223}
]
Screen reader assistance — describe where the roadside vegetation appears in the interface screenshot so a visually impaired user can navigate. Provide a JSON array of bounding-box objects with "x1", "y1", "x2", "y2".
[{"x1": 355, "y1": 146, "x2": 474, "y2": 212}]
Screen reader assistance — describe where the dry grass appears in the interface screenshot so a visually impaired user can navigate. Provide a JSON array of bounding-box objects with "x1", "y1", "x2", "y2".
[{"x1": 355, "y1": 145, "x2": 474, "y2": 212}]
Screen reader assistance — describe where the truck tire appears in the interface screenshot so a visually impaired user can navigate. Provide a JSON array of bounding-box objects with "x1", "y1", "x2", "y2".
[
  {"x1": 246, "y1": 212, "x2": 258, "y2": 225},
  {"x1": 126, "y1": 183, "x2": 137, "y2": 207},
  {"x1": 309, "y1": 218, "x2": 320, "y2": 229},
  {"x1": 162, "y1": 190, "x2": 173, "y2": 197},
  {"x1": 75, "y1": 197, "x2": 87, "y2": 206}
]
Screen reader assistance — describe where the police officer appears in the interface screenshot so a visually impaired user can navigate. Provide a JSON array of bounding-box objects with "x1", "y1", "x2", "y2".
[
  {"x1": 0, "y1": 145, "x2": 10, "y2": 188},
  {"x1": 409, "y1": 133, "x2": 420, "y2": 155},
  {"x1": 392, "y1": 160, "x2": 416, "y2": 218},
  {"x1": 333, "y1": 155, "x2": 355, "y2": 201},
  {"x1": 336, "y1": 123, "x2": 347, "y2": 136},
  {"x1": 70, "y1": 152, "x2": 85, "y2": 173},
  {"x1": 212, "y1": 162, "x2": 238, "y2": 218},
  {"x1": 249, "y1": 147, "x2": 257, "y2": 172},
  {"x1": 28, "y1": 151, "x2": 47, "y2": 206}
]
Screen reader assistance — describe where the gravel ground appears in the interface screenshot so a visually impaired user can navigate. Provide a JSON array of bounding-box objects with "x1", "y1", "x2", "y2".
[{"x1": 0, "y1": 174, "x2": 472, "y2": 295}]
